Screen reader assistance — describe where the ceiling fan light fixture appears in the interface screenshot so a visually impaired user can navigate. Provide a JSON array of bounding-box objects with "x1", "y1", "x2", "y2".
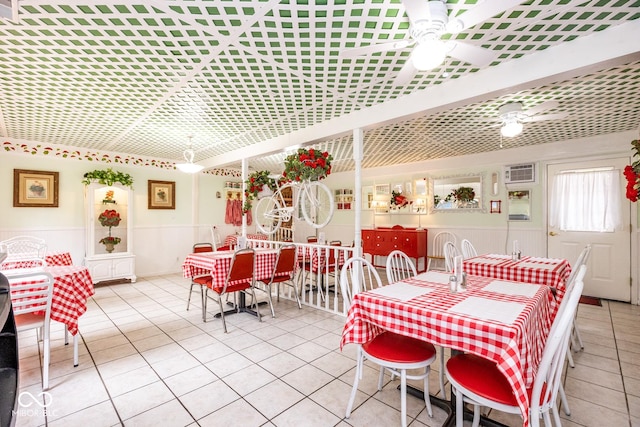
[
  {"x1": 500, "y1": 119, "x2": 523, "y2": 138},
  {"x1": 412, "y1": 39, "x2": 447, "y2": 71},
  {"x1": 176, "y1": 136, "x2": 205, "y2": 173}
]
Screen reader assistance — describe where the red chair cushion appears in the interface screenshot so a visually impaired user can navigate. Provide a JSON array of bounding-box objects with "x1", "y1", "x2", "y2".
[
  {"x1": 446, "y1": 353, "x2": 517, "y2": 406},
  {"x1": 193, "y1": 276, "x2": 212, "y2": 286},
  {"x1": 363, "y1": 332, "x2": 436, "y2": 364},
  {"x1": 212, "y1": 281, "x2": 251, "y2": 294}
]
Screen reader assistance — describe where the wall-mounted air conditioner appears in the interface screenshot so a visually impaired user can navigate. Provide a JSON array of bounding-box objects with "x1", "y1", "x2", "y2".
[{"x1": 504, "y1": 163, "x2": 536, "y2": 184}]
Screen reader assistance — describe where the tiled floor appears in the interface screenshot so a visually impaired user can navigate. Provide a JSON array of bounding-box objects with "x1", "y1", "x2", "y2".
[{"x1": 13, "y1": 273, "x2": 640, "y2": 427}]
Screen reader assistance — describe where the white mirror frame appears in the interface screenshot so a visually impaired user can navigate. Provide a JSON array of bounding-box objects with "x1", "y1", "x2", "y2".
[{"x1": 429, "y1": 173, "x2": 486, "y2": 213}]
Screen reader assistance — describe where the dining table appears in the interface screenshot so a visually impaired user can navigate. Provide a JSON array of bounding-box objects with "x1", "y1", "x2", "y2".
[
  {"x1": 2, "y1": 263, "x2": 95, "y2": 367},
  {"x1": 0, "y1": 251, "x2": 74, "y2": 270},
  {"x1": 462, "y1": 253, "x2": 571, "y2": 312},
  {"x1": 340, "y1": 270, "x2": 556, "y2": 427},
  {"x1": 182, "y1": 248, "x2": 284, "y2": 315}
]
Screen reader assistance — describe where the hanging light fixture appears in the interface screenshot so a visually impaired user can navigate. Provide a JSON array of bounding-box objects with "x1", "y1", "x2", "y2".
[
  {"x1": 176, "y1": 136, "x2": 204, "y2": 173},
  {"x1": 500, "y1": 118, "x2": 523, "y2": 138}
]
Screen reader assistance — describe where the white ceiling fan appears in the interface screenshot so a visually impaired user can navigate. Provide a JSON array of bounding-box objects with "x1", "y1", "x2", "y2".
[
  {"x1": 340, "y1": 0, "x2": 524, "y2": 84},
  {"x1": 492, "y1": 101, "x2": 569, "y2": 138}
]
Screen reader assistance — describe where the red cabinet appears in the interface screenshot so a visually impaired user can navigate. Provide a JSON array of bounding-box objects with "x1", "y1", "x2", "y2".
[{"x1": 362, "y1": 227, "x2": 428, "y2": 273}]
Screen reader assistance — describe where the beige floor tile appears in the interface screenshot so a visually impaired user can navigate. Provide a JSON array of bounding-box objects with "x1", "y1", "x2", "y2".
[
  {"x1": 103, "y1": 365, "x2": 161, "y2": 397},
  {"x1": 198, "y1": 397, "x2": 268, "y2": 426},
  {"x1": 123, "y1": 399, "x2": 194, "y2": 426},
  {"x1": 48, "y1": 401, "x2": 121, "y2": 427},
  {"x1": 271, "y1": 397, "x2": 341, "y2": 427},
  {"x1": 244, "y1": 379, "x2": 305, "y2": 419},
  {"x1": 281, "y1": 363, "x2": 334, "y2": 395},
  {"x1": 223, "y1": 363, "x2": 277, "y2": 396},
  {"x1": 111, "y1": 381, "x2": 174, "y2": 420},
  {"x1": 163, "y1": 365, "x2": 218, "y2": 397},
  {"x1": 179, "y1": 380, "x2": 240, "y2": 420}
]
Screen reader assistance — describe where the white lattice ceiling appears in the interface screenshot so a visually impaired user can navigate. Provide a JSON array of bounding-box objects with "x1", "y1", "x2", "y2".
[{"x1": 1, "y1": 0, "x2": 639, "y2": 175}]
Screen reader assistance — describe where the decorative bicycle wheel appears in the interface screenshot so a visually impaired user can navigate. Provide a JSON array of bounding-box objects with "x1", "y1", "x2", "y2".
[
  {"x1": 254, "y1": 196, "x2": 283, "y2": 235},
  {"x1": 300, "y1": 181, "x2": 334, "y2": 228}
]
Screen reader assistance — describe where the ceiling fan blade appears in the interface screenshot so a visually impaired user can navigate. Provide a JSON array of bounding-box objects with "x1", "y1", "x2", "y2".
[
  {"x1": 402, "y1": 0, "x2": 431, "y2": 25},
  {"x1": 525, "y1": 100, "x2": 560, "y2": 117},
  {"x1": 446, "y1": 0, "x2": 524, "y2": 33},
  {"x1": 523, "y1": 112, "x2": 569, "y2": 123},
  {"x1": 446, "y1": 41, "x2": 496, "y2": 68},
  {"x1": 394, "y1": 57, "x2": 417, "y2": 86},
  {"x1": 339, "y1": 39, "x2": 413, "y2": 58}
]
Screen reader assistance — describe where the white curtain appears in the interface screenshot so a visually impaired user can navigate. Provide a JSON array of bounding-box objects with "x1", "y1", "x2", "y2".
[{"x1": 550, "y1": 169, "x2": 622, "y2": 232}]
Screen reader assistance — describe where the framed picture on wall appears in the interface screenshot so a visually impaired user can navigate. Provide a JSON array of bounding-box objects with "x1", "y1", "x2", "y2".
[
  {"x1": 375, "y1": 184, "x2": 390, "y2": 196},
  {"x1": 13, "y1": 169, "x2": 59, "y2": 207},
  {"x1": 148, "y1": 180, "x2": 175, "y2": 209}
]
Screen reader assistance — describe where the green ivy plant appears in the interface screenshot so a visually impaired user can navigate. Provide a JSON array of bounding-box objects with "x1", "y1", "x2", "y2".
[{"x1": 82, "y1": 168, "x2": 134, "y2": 188}]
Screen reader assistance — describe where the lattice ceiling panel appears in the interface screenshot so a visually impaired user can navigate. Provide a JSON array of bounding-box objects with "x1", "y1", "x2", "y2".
[{"x1": 0, "y1": 0, "x2": 638, "y2": 173}]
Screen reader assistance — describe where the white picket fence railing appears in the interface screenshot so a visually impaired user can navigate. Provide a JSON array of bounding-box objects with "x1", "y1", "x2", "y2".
[{"x1": 246, "y1": 239, "x2": 355, "y2": 315}]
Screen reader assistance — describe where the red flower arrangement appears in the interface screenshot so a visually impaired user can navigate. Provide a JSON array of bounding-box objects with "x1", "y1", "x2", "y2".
[
  {"x1": 390, "y1": 190, "x2": 410, "y2": 208},
  {"x1": 624, "y1": 139, "x2": 640, "y2": 202},
  {"x1": 282, "y1": 148, "x2": 332, "y2": 182},
  {"x1": 98, "y1": 209, "x2": 121, "y2": 227}
]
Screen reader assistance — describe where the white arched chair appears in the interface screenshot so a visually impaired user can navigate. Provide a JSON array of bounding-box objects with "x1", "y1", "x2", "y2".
[
  {"x1": 0, "y1": 235, "x2": 48, "y2": 268},
  {"x1": 385, "y1": 250, "x2": 417, "y2": 284},
  {"x1": 461, "y1": 239, "x2": 478, "y2": 259},
  {"x1": 443, "y1": 241, "x2": 459, "y2": 272},
  {"x1": 446, "y1": 266, "x2": 586, "y2": 427},
  {"x1": 340, "y1": 257, "x2": 435, "y2": 427},
  {"x1": 427, "y1": 231, "x2": 456, "y2": 271}
]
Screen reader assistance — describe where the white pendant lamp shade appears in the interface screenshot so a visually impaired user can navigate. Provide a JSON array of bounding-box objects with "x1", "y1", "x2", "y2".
[
  {"x1": 500, "y1": 119, "x2": 523, "y2": 138},
  {"x1": 176, "y1": 136, "x2": 204, "y2": 173},
  {"x1": 412, "y1": 40, "x2": 447, "y2": 71}
]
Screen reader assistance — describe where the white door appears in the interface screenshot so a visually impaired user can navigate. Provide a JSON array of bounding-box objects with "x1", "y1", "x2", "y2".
[{"x1": 547, "y1": 157, "x2": 631, "y2": 301}]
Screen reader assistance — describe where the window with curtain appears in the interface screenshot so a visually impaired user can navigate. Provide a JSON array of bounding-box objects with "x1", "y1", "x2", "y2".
[{"x1": 549, "y1": 169, "x2": 622, "y2": 232}]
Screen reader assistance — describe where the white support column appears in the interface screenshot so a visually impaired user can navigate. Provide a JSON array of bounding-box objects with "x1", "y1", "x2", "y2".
[
  {"x1": 353, "y1": 128, "x2": 363, "y2": 259},
  {"x1": 241, "y1": 159, "x2": 248, "y2": 237}
]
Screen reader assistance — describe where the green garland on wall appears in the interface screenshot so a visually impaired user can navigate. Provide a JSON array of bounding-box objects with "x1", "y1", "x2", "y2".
[{"x1": 82, "y1": 168, "x2": 134, "y2": 188}]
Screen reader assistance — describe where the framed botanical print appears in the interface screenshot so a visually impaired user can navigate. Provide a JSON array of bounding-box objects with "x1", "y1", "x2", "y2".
[
  {"x1": 13, "y1": 169, "x2": 59, "y2": 207},
  {"x1": 148, "y1": 180, "x2": 175, "y2": 209}
]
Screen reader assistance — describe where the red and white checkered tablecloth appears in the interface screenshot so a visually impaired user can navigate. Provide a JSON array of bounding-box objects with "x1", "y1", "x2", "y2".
[
  {"x1": 463, "y1": 254, "x2": 571, "y2": 310},
  {"x1": 45, "y1": 251, "x2": 74, "y2": 266},
  {"x1": 340, "y1": 273, "x2": 555, "y2": 427},
  {"x1": 223, "y1": 234, "x2": 268, "y2": 248},
  {"x1": 8, "y1": 265, "x2": 95, "y2": 336},
  {"x1": 182, "y1": 248, "x2": 281, "y2": 287}
]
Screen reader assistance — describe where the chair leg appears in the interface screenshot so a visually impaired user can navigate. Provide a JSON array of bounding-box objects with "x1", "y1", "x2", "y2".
[
  {"x1": 558, "y1": 382, "x2": 571, "y2": 415},
  {"x1": 73, "y1": 334, "x2": 79, "y2": 367},
  {"x1": 454, "y1": 387, "x2": 464, "y2": 427},
  {"x1": 186, "y1": 282, "x2": 194, "y2": 310},
  {"x1": 218, "y1": 294, "x2": 228, "y2": 333},
  {"x1": 574, "y1": 321, "x2": 584, "y2": 349},
  {"x1": 566, "y1": 345, "x2": 575, "y2": 368},
  {"x1": 377, "y1": 366, "x2": 385, "y2": 390},
  {"x1": 346, "y1": 347, "x2": 363, "y2": 418},
  {"x1": 42, "y1": 331, "x2": 50, "y2": 390},
  {"x1": 472, "y1": 404, "x2": 481, "y2": 427},
  {"x1": 202, "y1": 288, "x2": 208, "y2": 322},
  {"x1": 400, "y1": 369, "x2": 408, "y2": 427},
  {"x1": 423, "y1": 366, "x2": 433, "y2": 417},
  {"x1": 291, "y1": 279, "x2": 302, "y2": 309},
  {"x1": 251, "y1": 287, "x2": 262, "y2": 323},
  {"x1": 266, "y1": 285, "x2": 275, "y2": 318},
  {"x1": 427, "y1": 258, "x2": 432, "y2": 272}
]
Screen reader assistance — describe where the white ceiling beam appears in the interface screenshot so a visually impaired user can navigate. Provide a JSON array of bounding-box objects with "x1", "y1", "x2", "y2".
[{"x1": 201, "y1": 19, "x2": 640, "y2": 169}]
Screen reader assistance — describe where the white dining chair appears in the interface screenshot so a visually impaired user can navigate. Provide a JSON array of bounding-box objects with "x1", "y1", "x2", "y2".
[
  {"x1": 6, "y1": 270, "x2": 55, "y2": 390},
  {"x1": 385, "y1": 250, "x2": 417, "y2": 284},
  {"x1": 443, "y1": 241, "x2": 458, "y2": 272},
  {"x1": 0, "y1": 235, "x2": 48, "y2": 268},
  {"x1": 446, "y1": 267, "x2": 586, "y2": 427},
  {"x1": 340, "y1": 257, "x2": 436, "y2": 427},
  {"x1": 427, "y1": 231, "x2": 456, "y2": 271},
  {"x1": 461, "y1": 239, "x2": 478, "y2": 259}
]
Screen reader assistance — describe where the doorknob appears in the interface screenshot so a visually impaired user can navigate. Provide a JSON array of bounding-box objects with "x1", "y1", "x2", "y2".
[{"x1": 549, "y1": 231, "x2": 558, "y2": 236}]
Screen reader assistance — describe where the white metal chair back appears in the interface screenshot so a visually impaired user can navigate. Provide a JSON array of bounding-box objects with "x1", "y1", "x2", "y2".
[
  {"x1": 460, "y1": 239, "x2": 478, "y2": 259},
  {"x1": 339, "y1": 256, "x2": 383, "y2": 308},
  {"x1": 427, "y1": 231, "x2": 456, "y2": 271},
  {"x1": 529, "y1": 278, "x2": 584, "y2": 426},
  {"x1": 443, "y1": 241, "x2": 458, "y2": 272},
  {"x1": 5, "y1": 270, "x2": 54, "y2": 389},
  {"x1": 566, "y1": 244, "x2": 591, "y2": 286},
  {"x1": 0, "y1": 236, "x2": 48, "y2": 269},
  {"x1": 211, "y1": 225, "x2": 222, "y2": 250},
  {"x1": 385, "y1": 250, "x2": 417, "y2": 284}
]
